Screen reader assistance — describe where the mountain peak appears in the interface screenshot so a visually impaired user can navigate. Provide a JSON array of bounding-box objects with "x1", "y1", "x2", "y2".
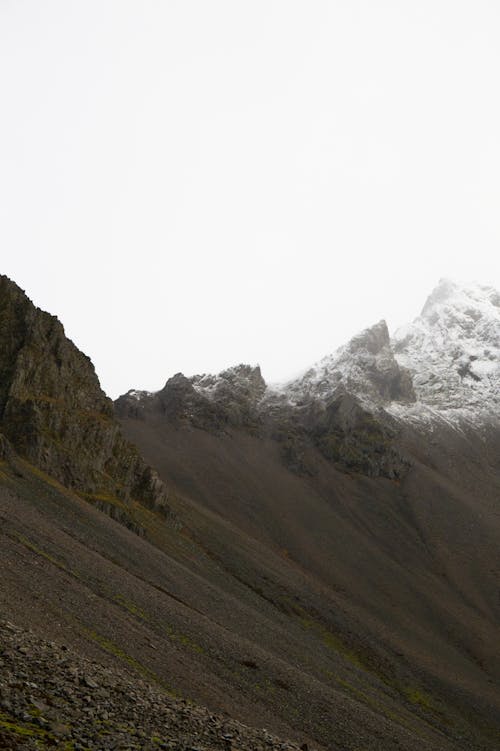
[
  {"x1": 345, "y1": 319, "x2": 390, "y2": 356},
  {"x1": 420, "y1": 278, "x2": 500, "y2": 320},
  {"x1": 191, "y1": 363, "x2": 266, "y2": 401},
  {"x1": 393, "y1": 279, "x2": 500, "y2": 415},
  {"x1": 283, "y1": 319, "x2": 415, "y2": 408}
]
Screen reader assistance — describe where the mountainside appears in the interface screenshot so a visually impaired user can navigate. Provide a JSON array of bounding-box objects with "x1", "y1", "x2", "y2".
[
  {"x1": 0, "y1": 275, "x2": 169, "y2": 520},
  {"x1": 0, "y1": 276, "x2": 499, "y2": 751},
  {"x1": 115, "y1": 280, "x2": 500, "y2": 750}
]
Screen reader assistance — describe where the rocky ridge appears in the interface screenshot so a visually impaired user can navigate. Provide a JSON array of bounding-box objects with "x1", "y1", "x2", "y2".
[
  {"x1": 117, "y1": 365, "x2": 266, "y2": 432},
  {"x1": 275, "y1": 280, "x2": 500, "y2": 433},
  {"x1": 0, "y1": 275, "x2": 169, "y2": 515},
  {"x1": 118, "y1": 280, "x2": 500, "y2": 479},
  {"x1": 117, "y1": 361, "x2": 408, "y2": 480},
  {"x1": 0, "y1": 619, "x2": 303, "y2": 751}
]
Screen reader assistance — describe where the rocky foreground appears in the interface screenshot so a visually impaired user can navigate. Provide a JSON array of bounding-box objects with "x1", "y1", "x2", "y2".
[{"x1": 0, "y1": 619, "x2": 304, "y2": 751}]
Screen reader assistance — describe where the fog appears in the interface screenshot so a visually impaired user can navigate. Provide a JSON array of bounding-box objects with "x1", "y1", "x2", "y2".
[{"x1": 1, "y1": 1, "x2": 499, "y2": 397}]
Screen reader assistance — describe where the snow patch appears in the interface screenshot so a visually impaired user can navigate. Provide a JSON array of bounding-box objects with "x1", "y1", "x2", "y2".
[{"x1": 392, "y1": 279, "x2": 500, "y2": 418}]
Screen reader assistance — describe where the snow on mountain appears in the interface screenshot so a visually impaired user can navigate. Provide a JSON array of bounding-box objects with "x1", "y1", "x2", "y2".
[
  {"x1": 126, "y1": 389, "x2": 153, "y2": 401},
  {"x1": 392, "y1": 279, "x2": 500, "y2": 417},
  {"x1": 279, "y1": 279, "x2": 500, "y2": 426},
  {"x1": 281, "y1": 320, "x2": 415, "y2": 409},
  {"x1": 190, "y1": 364, "x2": 267, "y2": 403},
  {"x1": 120, "y1": 279, "x2": 500, "y2": 428}
]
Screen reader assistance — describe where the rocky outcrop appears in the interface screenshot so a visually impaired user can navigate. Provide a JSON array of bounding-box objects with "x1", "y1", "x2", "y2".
[
  {"x1": 0, "y1": 275, "x2": 169, "y2": 512},
  {"x1": 306, "y1": 392, "x2": 409, "y2": 478},
  {"x1": 116, "y1": 365, "x2": 266, "y2": 434}
]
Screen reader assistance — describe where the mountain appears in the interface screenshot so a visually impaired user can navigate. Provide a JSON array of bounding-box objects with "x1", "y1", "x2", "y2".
[
  {"x1": 0, "y1": 274, "x2": 170, "y2": 526},
  {"x1": 115, "y1": 280, "x2": 500, "y2": 750},
  {"x1": 392, "y1": 278, "x2": 500, "y2": 419},
  {"x1": 1, "y1": 276, "x2": 499, "y2": 751},
  {"x1": 281, "y1": 319, "x2": 416, "y2": 408},
  {"x1": 280, "y1": 278, "x2": 500, "y2": 424}
]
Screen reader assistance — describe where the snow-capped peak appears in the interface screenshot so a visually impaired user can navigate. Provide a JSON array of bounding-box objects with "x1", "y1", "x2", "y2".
[
  {"x1": 392, "y1": 279, "x2": 500, "y2": 414},
  {"x1": 282, "y1": 319, "x2": 415, "y2": 409},
  {"x1": 279, "y1": 279, "x2": 500, "y2": 425}
]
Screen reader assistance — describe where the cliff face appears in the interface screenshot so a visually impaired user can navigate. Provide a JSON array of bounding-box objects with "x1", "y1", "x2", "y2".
[{"x1": 0, "y1": 275, "x2": 168, "y2": 511}]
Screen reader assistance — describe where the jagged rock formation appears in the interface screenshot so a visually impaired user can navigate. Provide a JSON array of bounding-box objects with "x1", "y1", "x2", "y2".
[
  {"x1": 116, "y1": 280, "x2": 500, "y2": 482},
  {"x1": 303, "y1": 392, "x2": 408, "y2": 478},
  {"x1": 117, "y1": 365, "x2": 267, "y2": 433},
  {"x1": 392, "y1": 278, "x2": 500, "y2": 419},
  {"x1": 283, "y1": 320, "x2": 416, "y2": 408},
  {"x1": 277, "y1": 279, "x2": 500, "y2": 433},
  {"x1": 117, "y1": 358, "x2": 407, "y2": 479},
  {"x1": 0, "y1": 275, "x2": 169, "y2": 512}
]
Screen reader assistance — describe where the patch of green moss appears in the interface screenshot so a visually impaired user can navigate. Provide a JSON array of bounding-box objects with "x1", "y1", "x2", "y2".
[
  {"x1": 83, "y1": 492, "x2": 128, "y2": 510},
  {"x1": 0, "y1": 715, "x2": 38, "y2": 738},
  {"x1": 20, "y1": 459, "x2": 76, "y2": 498},
  {"x1": 404, "y1": 686, "x2": 435, "y2": 711},
  {"x1": 10, "y1": 532, "x2": 78, "y2": 578},
  {"x1": 113, "y1": 594, "x2": 149, "y2": 621},
  {"x1": 298, "y1": 613, "x2": 365, "y2": 669},
  {"x1": 162, "y1": 622, "x2": 205, "y2": 654},
  {"x1": 81, "y1": 626, "x2": 177, "y2": 696},
  {"x1": 0, "y1": 710, "x2": 62, "y2": 747},
  {"x1": 84, "y1": 628, "x2": 147, "y2": 672}
]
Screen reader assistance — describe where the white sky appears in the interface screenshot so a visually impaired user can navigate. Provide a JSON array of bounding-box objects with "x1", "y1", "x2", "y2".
[{"x1": 1, "y1": 1, "x2": 500, "y2": 398}]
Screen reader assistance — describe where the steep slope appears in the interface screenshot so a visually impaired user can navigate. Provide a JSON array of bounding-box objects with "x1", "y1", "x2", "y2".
[
  {"x1": 115, "y1": 279, "x2": 500, "y2": 751},
  {"x1": 3, "y1": 430, "x2": 500, "y2": 751},
  {"x1": 1, "y1": 276, "x2": 500, "y2": 751},
  {"x1": 0, "y1": 275, "x2": 168, "y2": 517}
]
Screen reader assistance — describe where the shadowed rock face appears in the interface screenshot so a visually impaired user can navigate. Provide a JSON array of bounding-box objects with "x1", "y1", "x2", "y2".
[
  {"x1": 117, "y1": 365, "x2": 268, "y2": 434},
  {"x1": 0, "y1": 275, "x2": 168, "y2": 512},
  {"x1": 0, "y1": 432, "x2": 12, "y2": 459},
  {"x1": 345, "y1": 320, "x2": 416, "y2": 403}
]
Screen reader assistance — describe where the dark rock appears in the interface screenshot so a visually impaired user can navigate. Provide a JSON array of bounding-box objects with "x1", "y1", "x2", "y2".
[
  {"x1": 307, "y1": 392, "x2": 409, "y2": 478},
  {"x1": 0, "y1": 433, "x2": 12, "y2": 460},
  {"x1": 0, "y1": 275, "x2": 171, "y2": 519}
]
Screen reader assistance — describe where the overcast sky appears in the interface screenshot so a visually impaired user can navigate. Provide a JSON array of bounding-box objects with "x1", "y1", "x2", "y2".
[{"x1": 1, "y1": 1, "x2": 500, "y2": 398}]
